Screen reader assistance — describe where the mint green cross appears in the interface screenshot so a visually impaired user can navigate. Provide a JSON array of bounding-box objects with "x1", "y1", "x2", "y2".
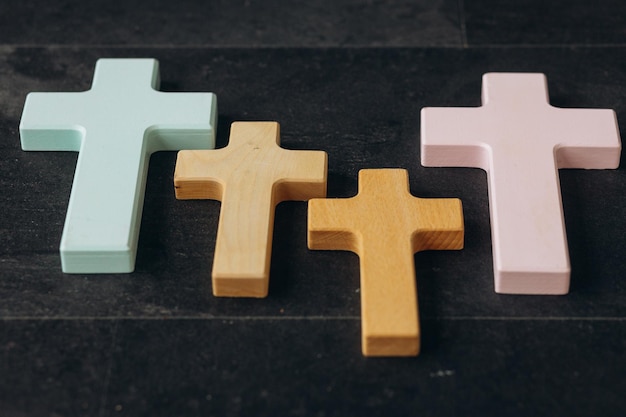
[{"x1": 20, "y1": 58, "x2": 217, "y2": 273}]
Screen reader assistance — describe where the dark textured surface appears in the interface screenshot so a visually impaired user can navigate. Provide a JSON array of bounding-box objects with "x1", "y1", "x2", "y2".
[
  {"x1": 0, "y1": 0, "x2": 462, "y2": 47},
  {"x1": 2, "y1": 319, "x2": 625, "y2": 417},
  {"x1": 465, "y1": 0, "x2": 626, "y2": 45},
  {"x1": 1, "y1": 1, "x2": 626, "y2": 416}
]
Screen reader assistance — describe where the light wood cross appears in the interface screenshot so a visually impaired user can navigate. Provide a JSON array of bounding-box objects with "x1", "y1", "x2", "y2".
[
  {"x1": 308, "y1": 169, "x2": 464, "y2": 356},
  {"x1": 174, "y1": 122, "x2": 327, "y2": 297},
  {"x1": 421, "y1": 73, "x2": 621, "y2": 294}
]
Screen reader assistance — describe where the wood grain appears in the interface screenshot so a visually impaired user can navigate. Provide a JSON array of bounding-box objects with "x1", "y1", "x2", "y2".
[
  {"x1": 308, "y1": 169, "x2": 464, "y2": 356},
  {"x1": 175, "y1": 122, "x2": 327, "y2": 297}
]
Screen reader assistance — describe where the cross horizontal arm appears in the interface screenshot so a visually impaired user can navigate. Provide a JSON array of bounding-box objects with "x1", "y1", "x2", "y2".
[
  {"x1": 20, "y1": 93, "x2": 88, "y2": 151},
  {"x1": 550, "y1": 108, "x2": 621, "y2": 169}
]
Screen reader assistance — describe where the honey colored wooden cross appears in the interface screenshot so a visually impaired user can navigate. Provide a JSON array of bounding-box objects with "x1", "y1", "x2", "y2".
[
  {"x1": 308, "y1": 169, "x2": 464, "y2": 357},
  {"x1": 174, "y1": 122, "x2": 327, "y2": 297}
]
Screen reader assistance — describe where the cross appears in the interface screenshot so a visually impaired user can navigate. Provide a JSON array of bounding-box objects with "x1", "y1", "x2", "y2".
[
  {"x1": 421, "y1": 73, "x2": 621, "y2": 294},
  {"x1": 174, "y1": 122, "x2": 327, "y2": 297},
  {"x1": 19, "y1": 59, "x2": 217, "y2": 274},
  {"x1": 307, "y1": 169, "x2": 464, "y2": 356}
]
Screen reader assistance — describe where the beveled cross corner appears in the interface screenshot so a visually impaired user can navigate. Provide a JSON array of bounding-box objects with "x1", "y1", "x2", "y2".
[
  {"x1": 307, "y1": 169, "x2": 464, "y2": 357},
  {"x1": 19, "y1": 58, "x2": 217, "y2": 273},
  {"x1": 421, "y1": 73, "x2": 621, "y2": 294},
  {"x1": 174, "y1": 122, "x2": 327, "y2": 298}
]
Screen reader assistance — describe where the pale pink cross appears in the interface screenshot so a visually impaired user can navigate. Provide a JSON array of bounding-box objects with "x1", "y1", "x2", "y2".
[{"x1": 421, "y1": 73, "x2": 621, "y2": 294}]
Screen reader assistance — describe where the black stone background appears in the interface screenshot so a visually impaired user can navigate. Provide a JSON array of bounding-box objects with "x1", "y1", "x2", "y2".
[{"x1": 1, "y1": 1, "x2": 625, "y2": 416}]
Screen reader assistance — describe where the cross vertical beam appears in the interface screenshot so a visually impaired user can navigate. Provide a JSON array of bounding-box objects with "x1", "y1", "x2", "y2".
[
  {"x1": 421, "y1": 73, "x2": 621, "y2": 294},
  {"x1": 174, "y1": 122, "x2": 327, "y2": 297},
  {"x1": 308, "y1": 169, "x2": 464, "y2": 356},
  {"x1": 19, "y1": 58, "x2": 217, "y2": 273}
]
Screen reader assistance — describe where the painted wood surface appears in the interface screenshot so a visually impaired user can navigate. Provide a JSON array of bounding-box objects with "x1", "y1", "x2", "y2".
[
  {"x1": 421, "y1": 73, "x2": 621, "y2": 294},
  {"x1": 19, "y1": 58, "x2": 217, "y2": 273}
]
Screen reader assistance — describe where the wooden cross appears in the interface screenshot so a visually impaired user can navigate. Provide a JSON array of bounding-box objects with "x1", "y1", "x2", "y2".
[
  {"x1": 174, "y1": 122, "x2": 327, "y2": 298},
  {"x1": 19, "y1": 58, "x2": 217, "y2": 273},
  {"x1": 421, "y1": 73, "x2": 621, "y2": 294},
  {"x1": 307, "y1": 169, "x2": 464, "y2": 356}
]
